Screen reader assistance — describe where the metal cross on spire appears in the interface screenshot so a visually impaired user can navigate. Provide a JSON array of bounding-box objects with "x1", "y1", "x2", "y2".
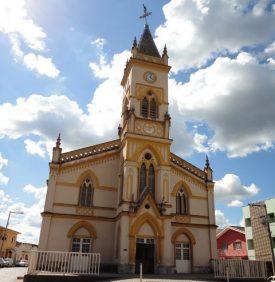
[{"x1": 139, "y1": 4, "x2": 152, "y2": 24}]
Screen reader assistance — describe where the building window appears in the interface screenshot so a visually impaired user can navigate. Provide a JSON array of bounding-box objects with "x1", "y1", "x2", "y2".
[
  {"x1": 233, "y1": 241, "x2": 242, "y2": 250},
  {"x1": 175, "y1": 243, "x2": 190, "y2": 260},
  {"x1": 222, "y1": 242, "x2": 228, "y2": 251},
  {"x1": 245, "y1": 218, "x2": 251, "y2": 227},
  {"x1": 267, "y1": 213, "x2": 275, "y2": 223},
  {"x1": 176, "y1": 188, "x2": 188, "y2": 214},
  {"x1": 139, "y1": 163, "x2": 147, "y2": 195},
  {"x1": 247, "y1": 239, "x2": 254, "y2": 250},
  {"x1": 139, "y1": 162, "x2": 155, "y2": 198},
  {"x1": 272, "y1": 237, "x2": 275, "y2": 248},
  {"x1": 71, "y1": 237, "x2": 92, "y2": 253},
  {"x1": 141, "y1": 97, "x2": 148, "y2": 118},
  {"x1": 148, "y1": 164, "x2": 155, "y2": 196},
  {"x1": 140, "y1": 96, "x2": 158, "y2": 120},
  {"x1": 79, "y1": 178, "x2": 94, "y2": 207},
  {"x1": 149, "y1": 98, "x2": 157, "y2": 119}
]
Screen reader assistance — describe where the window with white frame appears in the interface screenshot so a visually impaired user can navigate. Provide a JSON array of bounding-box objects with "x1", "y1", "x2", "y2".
[
  {"x1": 175, "y1": 242, "x2": 190, "y2": 260},
  {"x1": 71, "y1": 237, "x2": 92, "y2": 253}
]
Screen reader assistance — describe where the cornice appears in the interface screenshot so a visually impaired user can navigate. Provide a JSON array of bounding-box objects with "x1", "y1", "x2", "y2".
[
  {"x1": 170, "y1": 152, "x2": 206, "y2": 181},
  {"x1": 59, "y1": 139, "x2": 121, "y2": 164}
]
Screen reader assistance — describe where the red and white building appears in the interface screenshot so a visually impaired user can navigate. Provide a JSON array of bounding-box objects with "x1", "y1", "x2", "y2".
[{"x1": 217, "y1": 226, "x2": 248, "y2": 260}]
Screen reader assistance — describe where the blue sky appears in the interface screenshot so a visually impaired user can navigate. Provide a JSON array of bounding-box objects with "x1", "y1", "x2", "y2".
[{"x1": 0, "y1": 0, "x2": 274, "y2": 243}]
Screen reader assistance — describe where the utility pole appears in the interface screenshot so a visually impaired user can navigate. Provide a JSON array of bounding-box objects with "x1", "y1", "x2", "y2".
[
  {"x1": 249, "y1": 203, "x2": 275, "y2": 276},
  {"x1": 0, "y1": 211, "x2": 24, "y2": 257}
]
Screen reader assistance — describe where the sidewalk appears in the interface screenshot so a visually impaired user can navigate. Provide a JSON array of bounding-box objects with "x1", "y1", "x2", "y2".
[{"x1": 23, "y1": 272, "x2": 267, "y2": 282}]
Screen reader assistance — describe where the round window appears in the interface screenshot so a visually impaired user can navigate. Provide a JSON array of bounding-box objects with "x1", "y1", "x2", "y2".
[{"x1": 145, "y1": 153, "x2": 152, "y2": 160}]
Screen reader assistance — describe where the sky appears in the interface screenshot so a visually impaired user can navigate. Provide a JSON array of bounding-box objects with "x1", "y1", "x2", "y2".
[{"x1": 0, "y1": 0, "x2": 274, "y2": 244}]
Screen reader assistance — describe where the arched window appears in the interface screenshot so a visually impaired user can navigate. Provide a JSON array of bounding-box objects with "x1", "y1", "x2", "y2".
[
  {"x1": 176, "y1": 188, "x2": 187, "y2": 214},
  {"x1": 139, "y1": 163, "x2": 147, "y2": 195},
  {"x1": 149, "y1": 98, "x2": 157, "y2": 119},
  {"x1": 79, "y1": 178, "x2": 94, "y2": 207},
  {"x1": 148, "y1": 164, "x2": 155, "y2": 196},
  {"x1": 68, "y1": 222, "x2": 97, "y2": 253},
  {"x1": 141, "y1": 97, "x2": 148, "y2": 118}
]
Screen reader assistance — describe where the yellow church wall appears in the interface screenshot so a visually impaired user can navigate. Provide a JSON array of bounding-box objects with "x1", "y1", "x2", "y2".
[
  {"x1": 56, "y1": 156, "x2": 119, "y2": 187},
  {"x1": 39, "y1": 24, "x2": 217, "y2": 274},
  {"x1": 43, "y1": 217, "x2": 115, "y2": 264}
]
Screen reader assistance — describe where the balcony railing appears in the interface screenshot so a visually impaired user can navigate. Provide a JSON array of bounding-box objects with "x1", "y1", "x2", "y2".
[{"x1": 28, "y1": 251, "x2": 100, "y2": 276}]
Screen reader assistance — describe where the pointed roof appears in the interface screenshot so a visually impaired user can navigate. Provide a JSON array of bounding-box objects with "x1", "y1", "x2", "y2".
[
  {"x1": 137, "y1": 24, "x2": 160, "y2": 58},
  {"x1": 216, "y1": 226, "x2": 245, "y2": 239}
]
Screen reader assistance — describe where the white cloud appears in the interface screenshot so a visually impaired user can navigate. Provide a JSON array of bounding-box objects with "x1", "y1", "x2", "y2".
[
  {"x1": 170, "y1": 52, "x2": 275, "y2": 157},
  {"x1": 0, "y1": 0, "x2": 60, "y2": 78},
  {"x1": 0, "y1": 0, "x2": 46, "y2": 51},
  {"x1": 265, "y1": 41, "x2": 275, "y2": 56},
  {"x1": 155, "y1": 0, "x2": 275, "y2": 71},
  {"x1": 215, "y1": 210, "x2": 230, "y2": 227},
  {"x1": 24, "y1": 139, "x2": 46, "y2": 158},
  {"x1": 23, "y1": 53, "x2": 60, "y2": 78},
  {"x1": 0, "y1": 153, "x2": 8, "y2": 169},
  {"x1": 0, "y1": 172, "x2": 9, "y2": 186},
  {"x1": 91, "y1": 38, "x2": 106, "y2": 50},
  {"x1": 0, "y1": 50, "x2": 130, "y2": 155},
  {"x1": 23, "y1": 184, "x2": 46, "y2": 200},
  {"x1": 0, "y1": 189, "x2": 12, "y2": 204},
  {"x1": 0, "y1": 185, "x2": 46, "y2": 243},
  {"x1": 215, "y1": 174, "x2": 259, "y2": 205},
  {"x1": 228, "y1": 200, "x2": 244, "y2": 207},
  {"x1": 0, "y1": 153, "x2": 9, "y2": 185}
]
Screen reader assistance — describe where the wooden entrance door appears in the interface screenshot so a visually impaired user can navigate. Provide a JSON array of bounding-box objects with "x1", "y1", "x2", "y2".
[{"x1": 135, "y1": 238, "x2": 155, "y2": 273}]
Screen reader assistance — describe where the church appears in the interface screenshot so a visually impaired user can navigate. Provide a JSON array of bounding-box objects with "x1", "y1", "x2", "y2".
[{"x1": 38, "y1": 16, "x2": 217, "y2": 274}]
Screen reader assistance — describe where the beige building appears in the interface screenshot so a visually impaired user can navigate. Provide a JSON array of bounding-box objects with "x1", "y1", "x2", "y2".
[
  {"x1": 15, "y1": 242, "x2": 38, "y2": 261},
  {"x1": 39, "y1": 23, "x2": 217, "y2": 274},
  {"x1": 0, "y1": 226, "x2": 20, "y2": 259}
]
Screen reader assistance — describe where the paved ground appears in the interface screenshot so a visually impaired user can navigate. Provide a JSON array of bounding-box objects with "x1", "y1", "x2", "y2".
[
  {"x1": 110, "y1": 279, "x2": 217, "y2": 282},
  {"x1": 0, "y1": 267, "x2": 27, "y2": 282}
]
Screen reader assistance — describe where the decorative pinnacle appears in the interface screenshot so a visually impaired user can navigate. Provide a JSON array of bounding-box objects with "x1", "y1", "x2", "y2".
[
  {"x1": 56, "y1": 133, "x2": 61, "y2": 148},
  {"x1": 132, "y1": 37, "x2": 137, "y2": 49},
  {"x1": 205, "y1": 155, "x2": 210, "y2": 169},
  {"x1": 163, "y1": 44, "x2": 168, "y2": 56}
]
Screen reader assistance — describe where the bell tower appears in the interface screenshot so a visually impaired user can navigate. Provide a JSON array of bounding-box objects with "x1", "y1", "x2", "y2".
[
  {"x1": 119, "y1": 24, "x2": 171, "y2": 140},
  {"x1": 118, "y1": 8, "x2": 172, "y2": 207}
]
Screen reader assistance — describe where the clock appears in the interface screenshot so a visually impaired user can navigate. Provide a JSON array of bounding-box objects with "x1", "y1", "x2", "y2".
[
  {"x1": 143, "y1": 123, "x2": 155, "y2": 135},
  {"x1": 144, "y1": 71, "x2": 156, "y2": 83}
]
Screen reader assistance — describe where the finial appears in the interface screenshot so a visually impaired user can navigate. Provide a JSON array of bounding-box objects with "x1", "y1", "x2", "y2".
[
  {"x1": 163, "y1": 44, "x2": 168, "y2": 56},
  {"x1": 56, "y1": 133, "x2": 61, "y2": 148},
  {"x1": 132, "y1": 37, "x2": 137, "y2": 49},
  {"x1": 139, "y1": 4, "x2": 152, "y2": 25},
  {"x1": 205, "y1": 155, "x2": 210, "y2": 169}
]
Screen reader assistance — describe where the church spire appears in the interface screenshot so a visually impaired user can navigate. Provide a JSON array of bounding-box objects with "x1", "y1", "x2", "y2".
[
  {"x1": 137, "y1": 5, "x2": 160, "y2": 58},
  {"x1": 137, "y1": 24, "x2": 160, "y2": 58}
]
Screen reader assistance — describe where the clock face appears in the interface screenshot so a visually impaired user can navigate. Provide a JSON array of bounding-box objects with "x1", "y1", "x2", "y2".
[
  {"x1": 143, "y1": 123, "x2": 155, "y2": 134},
  {"x1": 145, "y1": 71, "x2": 156, "y2": 83}
]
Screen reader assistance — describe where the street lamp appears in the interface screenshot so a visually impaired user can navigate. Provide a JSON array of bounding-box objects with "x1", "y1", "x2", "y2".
[
  {"x1": 0, "y1": 210, "x2": 24, "y2": 257},
  {"x1": 249, "y1": 203, "x2": 275, "y2": 276}
]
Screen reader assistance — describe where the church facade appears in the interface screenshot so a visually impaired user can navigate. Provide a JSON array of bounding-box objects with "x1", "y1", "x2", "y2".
[{"x1": 38, "y1": 23, "x2": 217, "y2": 274}]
